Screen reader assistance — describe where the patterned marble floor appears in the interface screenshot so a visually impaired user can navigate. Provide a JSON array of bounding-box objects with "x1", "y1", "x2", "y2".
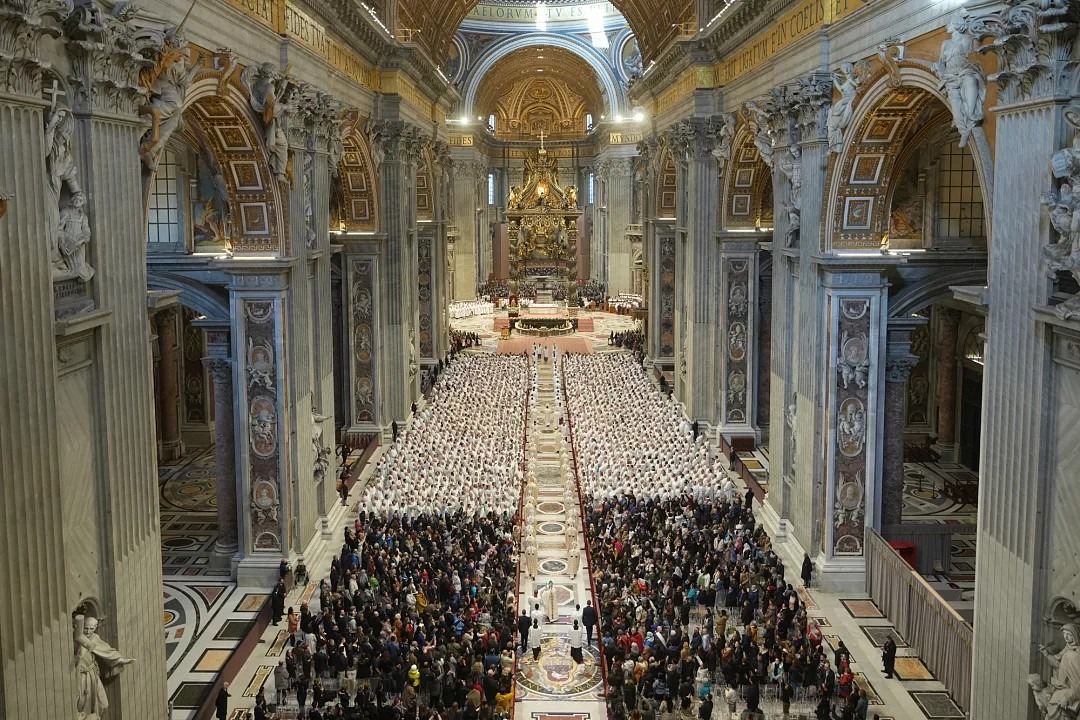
[{"x1": 451, "y1": 310, "x2": 638, "y2": 355}]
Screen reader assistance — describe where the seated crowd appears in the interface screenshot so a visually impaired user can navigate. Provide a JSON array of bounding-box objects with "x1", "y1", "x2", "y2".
[
  {"x1": 449, "y1": 329, "x2": 481, "y2": 353},
  {"x1": 563, "y1": 353, "x2": 870, "y2": 720},
  {"x1": 361, "y1": 354, "x2": 527, "y2": 519},
  {"x1": 577, "y1": 279, "x2": 605, "y2": 306}
]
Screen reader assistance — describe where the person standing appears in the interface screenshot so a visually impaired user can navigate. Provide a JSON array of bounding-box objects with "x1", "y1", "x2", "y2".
[
  {"x1": 215, "y1": 681, "x2": 229, "y2": 720},
  {"x1": 271, "y1": 579, "x2": 286, "y2": 625},
  {"x1": 569, "y1": 620, "x2": 585, "y2": 664},
  {"x1": 582, "y1": 599, "x2": 598, "y2": 646},
  {"x1": 882, "y1": 636, "x2": 897, "y2": 678},
  {"x1": 528, "y1": 619, "x2": 543, "y2": 661},
  {"x1": 780, "y1": 676, "x2": 794, "y2": 717},
  {"x1": 518, "y1": 609, "x2": 532, "y2": 653},
  {"x1": 801, "y1": 553, "x2": 813, "y2": 589}
]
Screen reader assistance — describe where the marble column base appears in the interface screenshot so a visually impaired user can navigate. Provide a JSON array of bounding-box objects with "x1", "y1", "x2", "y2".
[
  {"x1": 933, "y1": 442, "x2": 957, "y2": 463},
  {"x1": 161, "y1": 438, "x2": 183, "y2": 462},
  {"x1": 214, "y1": 537, "x2": 239, "y2": 556},
  {"x1": 814, "y1": 555, "x2": 866, "y2": 593},
  {"x1": 237, "y1": 555, "x2": 285, "y2": 588}
]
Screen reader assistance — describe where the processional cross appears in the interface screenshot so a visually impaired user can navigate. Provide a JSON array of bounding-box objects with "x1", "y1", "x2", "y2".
[{"x1": 536, "y1": 129, "x2": 546, "y2": 151}]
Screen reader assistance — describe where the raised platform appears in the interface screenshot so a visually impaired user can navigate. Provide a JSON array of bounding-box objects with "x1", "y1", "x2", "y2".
[
  {"x1": 497, "y1": 337, "x2": 593, "y2": 355},
  {"x1": 494, "y1": 314, "x2": 594, "y2": 332}
]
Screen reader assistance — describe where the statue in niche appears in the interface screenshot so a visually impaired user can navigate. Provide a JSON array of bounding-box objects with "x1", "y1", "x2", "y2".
[
  {"x1": 409, "y1": 336, "x2": 418, "y2": 378},
  {"x1": 1041, "y1": 102, "x2": 1080, "y2": 319},
  {"x1": 244, "y1": 62, "x2": 292, "y2": 186},
  {"x1": 138, "y1": 33, "x2": 201, "y2": 172},
  {"x1": 73, "y1": 610, "x2": 136, "y2": 720},
  {"x1": 58, "y1": 192, "x2": 94, "y2": 281},
  {"x1": 778, "y1": 144, "x2": 802, "y2": 210},
  {"x1": 785, "y1": 393, "x2": 798, "y2": 468},
  {"x1": 621, "y1": 37, "x2": 643, "y2": 81},
  {"x1": 1029, "y1": 623, "x2": 1080, "y2": 719},
  {"x1": 933, "y1": 11, "x2": 985, "y2": 149},
  {"x1": 312, "y1": 411, "x2": 331, "y2": 483},
  {"x1": 45, "y1": 106, "x2": 93, "y2": 281},
  {"x1": 827, "y1": 61, "x2": 869, "y2": 153}
]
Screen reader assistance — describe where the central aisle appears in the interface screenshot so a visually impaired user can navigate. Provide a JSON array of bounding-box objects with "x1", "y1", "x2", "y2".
[{"x1": 515, "y1": 354, "x2": 607, "y2": 719}]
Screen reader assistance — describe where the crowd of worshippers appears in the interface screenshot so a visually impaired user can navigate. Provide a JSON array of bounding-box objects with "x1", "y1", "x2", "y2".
[
  {"x1": 261, "y1": 512, "x2": 520, "y2": 720},
  {"x1": 551, "y1": 285, "x2": 567, "y2": 301},
  {"x1": 449, "y1": 329, "x2": 481, "y2": 352},
  {"x1": 585, "y1": 496, "x2": 870, "y2": 719},
  {"x1": 360, "y1": 354, "x2": 527, "y2": 519},
  {"x1": 562, "y1": 353, "x2": 720, "y2": 502},
  {"x1": 609, "y1": 330, "x2": 645, "y2": 352},
  {"x1": 477, "y1": 281, "x2": 509, "y2": 298},
  {"x1": 577, "y1": 279, "x2": 605, "y2": 306}
]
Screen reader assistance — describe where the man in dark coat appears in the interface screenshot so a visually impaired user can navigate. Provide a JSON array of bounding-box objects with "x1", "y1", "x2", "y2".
[
  {"x1": 518, "y1": 609, "x2": 532, "y2": 653},
  {"x1": 801, "y1": 553, "x2": 813, "y2": 589},
  {"x1": 882, "y1": 636, "x2": 897, "y2": 678},
  {"x1": 271, "y1": 580, "x2": 286, "y2": 625},
  {"x1": 582, "y1": 599, "x2": 598, "y2": 646},
  {"x1": 215, "y1": 681, "x2": 229, "y2": 720}
]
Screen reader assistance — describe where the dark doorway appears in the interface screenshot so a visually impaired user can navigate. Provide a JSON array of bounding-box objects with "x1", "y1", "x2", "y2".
[{"x1": 959, "y1": 367, "x2": 983, "y2": 471}]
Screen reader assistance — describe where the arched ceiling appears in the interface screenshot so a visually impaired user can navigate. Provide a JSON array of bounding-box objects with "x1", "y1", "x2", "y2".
[
  {"x1": 475, "y1": 45, "x2": 603, "y2": 139},
  {"x1": 398, "y1": 0, "x2": 692, "y2": 66}
]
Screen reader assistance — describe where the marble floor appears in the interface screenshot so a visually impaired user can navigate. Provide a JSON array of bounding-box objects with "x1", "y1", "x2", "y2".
[{"x1": 451, "y1": 309, "x2": 638, "y2": 355}]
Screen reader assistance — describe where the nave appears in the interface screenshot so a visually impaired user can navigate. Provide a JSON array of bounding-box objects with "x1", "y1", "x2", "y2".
[{"x1": 219, "y1": 338, "x2": 963, "y2": 720}]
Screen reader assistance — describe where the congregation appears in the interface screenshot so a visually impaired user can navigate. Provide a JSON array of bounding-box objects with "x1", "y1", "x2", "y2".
[{"x1": 360, "y1": 354, "x2": 528, "y2": 518}]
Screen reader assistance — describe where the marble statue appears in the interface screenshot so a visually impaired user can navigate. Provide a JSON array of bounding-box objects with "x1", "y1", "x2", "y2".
[
  {"x1": 409, "y1": 336, "x2": 418, "y2": 378},
  {"x1": 244, "y1": 62, "x2": 292, "y2": 185},
  {"x1": 312, "y1": 411, "x2": 331, "y2": 483},
  {"x1": 785, "y1": 393, "x2": 798, "y2": 464},
  {"x1": 1041, "y1": 102, "x2": 1080, "y2": 319},
  {"x1": 779, "y1": 144, "x2": 802, "y2": 209},
  {"x1": 57, "y1": 192, "x2": 94, "y2": 281},
  {"x1": 827, "y1": 61, "x2": 869, "y2": 153},
  {"x1": 785, "y1": 202, "x2": 801, "y2": 247},
  {"x1": 139, "y1": 34, "x2": 201, "y2": 172},
  {"x1": 933, "y1": 12, "x2": 985, "y2": 148},
  {"x1": 1029, "y1": 623, "x2": 1080, "y2": 719},
  {"x1": 73, "y1": 613, "x2": 135, "y2": 720},
  {"x1": 744, "y1": 102, "x2": 774, "y2": 168},
  {"x1": 711, "y1": 114, "x2": 735, "y2": 166}
]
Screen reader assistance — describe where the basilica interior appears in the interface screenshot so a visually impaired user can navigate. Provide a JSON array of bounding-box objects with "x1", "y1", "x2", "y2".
[{"x1": 2, "y1": 0, "x2": 1079, "y2": 717}]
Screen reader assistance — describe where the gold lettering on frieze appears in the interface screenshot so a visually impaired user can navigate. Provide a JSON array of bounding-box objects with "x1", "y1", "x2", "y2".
[
  {"x1": 449, "y1": 135, "x2": 474, "y2": 147},
  {"x1": 285, "y1": 2, "x2": 331, "y2": 59},
  {"x1": 609, "y1": 132, "x2": 643, "y2": 145},
  {"x1": 509, "y1": 148, "x2": 573, "y2": 158},
  {"x1": 220, "y1": 0, "x2": 281, "y2": 30}
]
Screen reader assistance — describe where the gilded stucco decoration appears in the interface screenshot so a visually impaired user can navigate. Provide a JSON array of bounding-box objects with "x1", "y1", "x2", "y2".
[
  {"x1": 333, "y1": 112, "x2": 379, "y2": 232},
  {"x1": 722, "y1": 126, "x2": 773, "y2": 231},
  {"x1": 476, "y1": 46, "x2": 603, "y2": 140}
]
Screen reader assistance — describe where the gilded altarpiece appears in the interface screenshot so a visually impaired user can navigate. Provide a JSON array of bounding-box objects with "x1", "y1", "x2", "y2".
[{"x1": 506, "y1": 148, "x2": 580, "y2": 296}]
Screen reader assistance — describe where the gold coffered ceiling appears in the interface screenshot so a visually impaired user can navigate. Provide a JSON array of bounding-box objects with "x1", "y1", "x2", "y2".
[
  {"x1": 475, "y1": 45, "x2": 603, "y2": 139},
  {"x1": 398, "y1": 0, "x2": 692, "y2": 65}
]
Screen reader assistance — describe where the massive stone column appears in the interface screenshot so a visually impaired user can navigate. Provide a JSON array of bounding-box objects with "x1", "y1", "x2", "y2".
[
  {"x1": 370, "y1": 120, "x2": 426, "y2": 427},
  {"x1": 970, "y1": 5, "x2": 1074, "y2": 715},
  {"x1": 667, "y1": 119, "x2": 723, "y2": 425},
  {"x1": 881, "y1": 320, "x2": 922, "y2": 527},
  {"x1": 933, "y1": 307, "x2": 960, "y2": 460},
  {"x1": 156, "y1": 307, "x2": 183, "y2": 461},
  {"x1": 203, "y1": 352, "x2": 239, "y2": 555},
  {"x1": 604, "y1": 158, "x2": 636, "y2": 295},
  {"x1": 0, "y1": 2, "x2": 83, "y2": 712}
]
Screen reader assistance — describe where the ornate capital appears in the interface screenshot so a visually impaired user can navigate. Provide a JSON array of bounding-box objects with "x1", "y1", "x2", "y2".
[
  {"x1": 789, "y1": 73, "x2": 832, "y2": 140},
  {"x1": 973, "y1": 0, "x2": 1080, "y2": 104},
  {"x1": 0, "y1": 0, "x2": 73, "y2": 96},
  {"x1": 742, "y1": 89, "x2": 792, "y2": 168},
  {"x1": 367, "y1": 119, "x2": 429, "y2": 167},
  {"x1": 884, "y1": 355, "x2": 920, "y2": 382},
  {"x1": 203, "y1": 357, "x2": 234, "y2": 385},
  {"x1": 663, "y1": 117, "x2": 729, "y2": 165},
  {"x1": 64, "y1": 1, "x2": 160, "y2": 116}
]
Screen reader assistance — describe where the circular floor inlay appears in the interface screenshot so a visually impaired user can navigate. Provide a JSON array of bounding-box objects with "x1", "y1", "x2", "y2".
[
  {"x1": 540, "y1": 559, "x2": 568, "y2": 574},
  {"x1": 516, "y1": 637, "x2": 601, "y2": 696},
  {"x1": 537, "y1": 501, "x2": 564, "y2": 515},
  {"x1": 163, "y1": 537, "x2": 198, "y2": 549},
  {"x1": 538, "y1": 522, "x2": 565, "y2": 535}
]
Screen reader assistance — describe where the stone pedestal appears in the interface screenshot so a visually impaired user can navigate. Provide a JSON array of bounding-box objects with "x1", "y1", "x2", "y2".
[{"x1": 203, "y1": 356, "x2": 239, "y2": 555}]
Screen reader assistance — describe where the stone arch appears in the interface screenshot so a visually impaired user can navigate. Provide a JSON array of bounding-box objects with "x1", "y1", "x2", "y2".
[
  {"x1": 823, "y1": 65, "x2": 993, "y2": 252},
  {"x1": 147, "y1": 272, "x2": 230, "y2": 321},
  {"x1": 887, "y1": 267, "x2": 987, "y2": 318},
  {"x1": 143, "y1": 53, "x2": 289, "y2": 255},
  {"x1": 336, "y1": 112, "x2": 380, "y2": 232},
  {"x1": 416, "y1": 145, "x2": 435, "y2": 222},
  {"x1": 722, "y1": 123, "x2": 773, "y2": 230},
  {"x1": 461, "y1": 33, "x2": 627, "y2": 118}
]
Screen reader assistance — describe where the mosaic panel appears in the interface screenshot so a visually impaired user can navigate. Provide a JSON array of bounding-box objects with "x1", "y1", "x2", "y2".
[
  {"x1": 351, "y1": 258, "x2": 377, "y2": 423},
  {"x1": 418, "y1": 234, "x2": 434, "y2": 359},
  {"x1": 230, "y1": 160, "x2": 263, "y2": 190},
  {"x1": 658, "y1": 237, "x2": 676, "y2": 357},
  {"x1": 911, "y1": 691, "x2": 965, "y2": 718},
  {"x1": 516, "y1": 636, "x2": 602, "y2": 696},
  {"x1": 723, "y1": 257, "x2": 750, "y2": 425},
  {"x1": 832, "y1": 296, "x2": 873, "y2": 556},
  {"x1": 244, "y1": 299, "x2": 283, "y2": 552}
]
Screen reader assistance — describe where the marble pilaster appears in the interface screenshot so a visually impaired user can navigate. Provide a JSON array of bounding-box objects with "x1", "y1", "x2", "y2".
[
  {"x1": 717, "y1": 240, "x2": 757, "y2": 434},
  {"x1": 968, "y1": 1, "x2": 1074, "y2": 708},
  {"x1": 203, "y1": 354, "x2": 239, "y2": 555},
  {"x1": 881, "y1": 319, "x2": 922, "y2": 527},
  {"x1": 229, "y1": 267, "x2": 292, "y2": 585},
  {"x1": 63, "y1": 3, "x2": 170, "y2": 712},
  {"x1": 0, "y1": 4, "x2": 82, "y2": 709},
  {"x1": 933, "y1": 307, "x2": 960, "y2": 460}
]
